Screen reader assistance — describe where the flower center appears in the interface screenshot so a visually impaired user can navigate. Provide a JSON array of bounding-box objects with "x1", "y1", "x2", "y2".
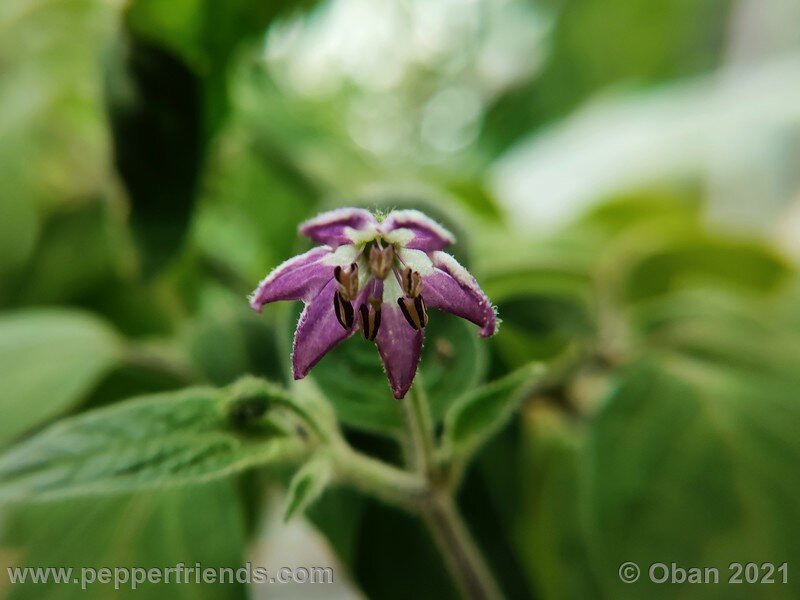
[{"x1": 368, "y1": 244, "x2": 394, "y2": 279}]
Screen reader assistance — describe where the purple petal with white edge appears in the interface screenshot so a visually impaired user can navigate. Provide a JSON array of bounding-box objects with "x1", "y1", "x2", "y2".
[
  {"x1": 292, "y1": 278, "x2": 357, "y2": 379},
  {"x1": 249, "y1": 246, "x2": 334, "y2": 312},
  {"x1": 423, "y1": 252, "x2": 498, "y2": 337},
  {"x1": 299, "y1": 208, "x2": 377, "y2": 247},
  {"x1": 374, "y1": 304, "x2": 424, "y2": 399},
  {"x1": 381, "y1": 209, "x2": 455, "y2": 251}
]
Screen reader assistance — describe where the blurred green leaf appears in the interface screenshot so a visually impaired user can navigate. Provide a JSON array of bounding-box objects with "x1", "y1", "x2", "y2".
[
  {"x1": 0, "y1": 0, "x2": 117, "y2": 211},
  {"x1": 125, "y1": 0, "x2": 312, "y2": 79},
  {"x1": 192, "y1": 128, "x2": 319, "y2": 283},
  {"x1": 1, "y1": 481, "x2": 247, "y2": 600},
  {"x1": 0, "y1": 387, "x2": 305, "y2": 501},
  {"x1": 184, "y1": 283, "x2": 284, "y2": 386},
  {"x1": 572, "y1": 193, "x2": 701, "y2": 239},
  {"x1": 517, "y1": 403, "x2": 599, "y2": 600},
  {"x1": 582, "y1": 358, "x2": 800, "y2": 600},
  {"x1": 10, "y1": 201, "x2": 131, "y2": 307},
  {"x1": 283, "y1": 455, "x2": 331, "y2": 522},
  {"x1": 0, "y1": 198, "x2": 38, "y2": 297},
  {"x1": 620, "y1": 236, "x2": 791, "y2": 303},
  {"x1": 443, "y1": 363, "x2": 546, "y2": 462},
  {"x1": 306, "y1": 486, "x2": 366, "y2": 567},
  {"x1": 307, "y1": 312, "x2": 486, "y2": 437},
  {"x1": 0, "y1": 310, "x2": 122, "y2": 448},
  {"x1": 108, "y1": 0, "x2": 319, "y2": 273},
  {"x1": 631, "y1": 289, "x2": 800, "y2": 374},
  {"x1": 482, "y1": 0, "x2": 731, "y2": 152},
  {"x1": 105, "y1": 33, "x2": 203, "y2": 274}
]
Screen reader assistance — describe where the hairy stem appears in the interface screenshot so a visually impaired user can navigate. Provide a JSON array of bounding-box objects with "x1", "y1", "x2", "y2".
[
  {"x1": 332, "y1": 443, "x2": 426, "y2": 511},
  {"x1": 402, "y1": 380, "x2": 438, "y2": 478},
  {"x1": 422, "y1": 493, "x2": 503, "y2": 600},
  {"x1": 402, "y1": 379, "x2": 503, "y2": 599}
]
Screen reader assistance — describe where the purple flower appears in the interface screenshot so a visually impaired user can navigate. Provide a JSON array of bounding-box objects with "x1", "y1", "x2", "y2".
[{"x1": 250, "y1": 208, "x2": 498, "y2": 399}]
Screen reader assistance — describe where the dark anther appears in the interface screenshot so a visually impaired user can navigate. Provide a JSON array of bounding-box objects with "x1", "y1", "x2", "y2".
[
  {"x1": 398, "y1": 295, "x2": 428, "y2": 330},
  {"x1": 334, "y1": 290, "x2": 355, "y2": 329},
  {"x1": 359, "y1": 298, "x2": 382, "y2": 341}
]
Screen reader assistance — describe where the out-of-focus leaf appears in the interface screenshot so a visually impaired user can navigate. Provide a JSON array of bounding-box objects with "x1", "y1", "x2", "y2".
[
  {"x1": 494, "y1": 292, "x2": 592, "y2": 365},
  {"x1": 351, "y1": 499, "x2": 459, "y2": 600},
  {"x1": 105, "y1": 33, "x2": 203, "y2": 274},
  {"x1": 582, "y1": 358, "x2": 800, "y2": 600},
  {"x1": 10, "y1": 201, "x2": 131, "y2": 307},
  {"x1": 192, "y1": 127, "x2": 319, "y2": 283},
  {"x1": 620, "y1": 235, "x2": 791, "y2": 302},
  {"x1": 125, "y1": 0, "x2": 313, "y2": 79},
  {"x1": 0, "y1": 310, "x2": 122, "y2": 447},
  {"x1": 184, "y1": 283, "x2": 283, "y2": 386},
  {"x1": 443, "y1": 363, "x2": 546, "y2": 461},
  {"x1": 479, "y1": 248, "x2": 594, "y2": 367},
  {"x1": 0, "y1": 0, "x2": 118, "y2": 211},
  {"x1": 110, "y1": 0, "x2": 319, "y2": 273},
  {"x1": 631, "y1": 289, "x2": 800, "y2": 374},
  {"x1": 308, "y1": 312, "x2": 486, "y2": 437},
  {"x1": 517, "y1": 403, "x2": 599, "y2": 600},
  {"x1": 306, "y1": 486, "x2": 366, "y2": 567},
  {"x1": 0, "y1": 199, "x2": 38, "y2": 298},
  {"x1": 484, "y1": 0, "x2": 731, "y2": 151},
  {"x1": 1, "y1": 481, "x2": 247, "y2": 600},
  {"x1": 572, "y1": 193, "x2": 701, "y2": 239},
  {"x1": 283, "y1": 455, "x2": 331, "y2": 522},
  {"x1": 0, "y1": 387, "x2": 305, "y2": 501}
]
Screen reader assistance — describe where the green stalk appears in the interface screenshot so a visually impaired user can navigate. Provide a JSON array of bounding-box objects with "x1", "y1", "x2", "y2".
[{"x1": 402, "y1": 379, "x2": 503, "y2": 600}]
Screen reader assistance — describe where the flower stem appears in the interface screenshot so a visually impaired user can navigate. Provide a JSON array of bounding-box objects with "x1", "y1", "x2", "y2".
[
  {"x1": 402, "y1": 379, "x2": 503, "y2": 600},
  {"x1": 402, "y1": 379, "x2": 438, "y2": 478},
  {"x1": 422, "y1": 493, "x2": 503, "y2": 600},
  {"x1": 331, "y1": 443, "x2": 426, "y2": 510}
]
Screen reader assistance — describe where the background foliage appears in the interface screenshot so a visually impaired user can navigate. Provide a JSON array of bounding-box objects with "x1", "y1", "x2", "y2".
[{"x1": 2, "y1": 0, "x2": 800, "y2": 598}]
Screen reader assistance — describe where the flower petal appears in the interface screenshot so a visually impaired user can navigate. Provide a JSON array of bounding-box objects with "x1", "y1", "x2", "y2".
[
  {"x1": 299, "y1": 208, "x2": 377, "y2": 247},
  {"x1": 292, "y1": 279, "x2": 356, "y2": 379},
  {"x1": 374, "y1": 304, "x2": 424, "y2": 399},
  {"x1": 250, "y1": 247, "x2": 334, "y2": 311},
  {"x1": 381, "y1": 209, "x2": 455, "y2": 251},
  {"x1": 423, "y1": 252, "x2": 498, "y2": 337}
]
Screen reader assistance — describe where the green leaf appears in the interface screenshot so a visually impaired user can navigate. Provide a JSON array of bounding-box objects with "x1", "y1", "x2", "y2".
[
  {"x1": 0, "y1": 310, "x2": 122, "y2": 447},
  {"x1": 0, "y1": 387, "x2": 306, "y2": 501},
  {"x1": 283, "y1": 455, "x2": 332, "y2": 522},
  {"x1": 477, "y1": 234, "x2": 595, "y2": 365},
  {"x1": 1, "y1": 481, "x2": 247, "y2": 600},
  {"x1": 620, "y1": 235, "x2": 791, "y2": 302},
  {"x1": 0, "y1": 0, "x2": 116, "y2": 212},
  {"x1": 630, "y1": 289, "x2": 800, "y2": 374},
  {"x1": 308, "y1": 312, "x2": 487, "y2": 437},
  {"x1": 443, "y1": 362, "x2": 546, "y2": 460},
  {"x1": 582, "y1": 358, "x2": 800, "y2": 600},
  {"x1": 517, "y1": 404, "x2": 599, "y2": 600},
  {"x1": 12, "y1": 201, "x2": 130, "y2": 306}
]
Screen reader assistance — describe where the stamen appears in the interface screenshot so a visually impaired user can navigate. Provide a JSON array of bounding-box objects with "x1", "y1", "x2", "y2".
[
  {"x1": 334, "y1": 263, "x2": 359, "y2": 301},
  {"x1": 369, "y1": 245, "x2": 394, "y2": 279},
  {"x1": 359, "y1": 296, "x2": 382, "y2": 341},
  {"x1": 397, "y1": 295, "x2": 428, "y2": 330},
  {"x1": 333, "y1": 291, "x2": 354, "y2": 329},
  {"x1": 400, "y1": 266, "x2": 422, "y2": 298}
]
